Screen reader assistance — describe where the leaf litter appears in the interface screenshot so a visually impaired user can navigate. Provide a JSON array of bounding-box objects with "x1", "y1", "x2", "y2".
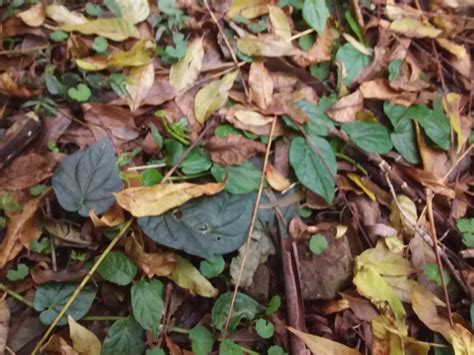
[{"x1": 0, "y1": 0, "x2": 473, "y2": 354}]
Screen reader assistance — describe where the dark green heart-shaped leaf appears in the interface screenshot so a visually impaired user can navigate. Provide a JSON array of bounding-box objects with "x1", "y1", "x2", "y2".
[
  {"x1": 131, "y1": 279, "x2": 164, "y2": 335},
  {"x1": 342, "y1": 121, "x2": 393, "y2": 154},
  {"x1": 289, "y1": 136, "x2": 336, "y2": 203},
  {"x1": 190, "y1": 326, "x2": 214, "y2": 355},
  {"x1": 98, "y1": 252, "x2": 137, "y2": 286},
  {"x1": 101, "y1": 316, "x2": 145, "y2": 355},
  {"x1": 33, "y1": 283, "x2": 96, "y2": 325},
  {"x1": 138, "y1": 192, "x2": 255, "y2": 259},
  {"x1": 52, "y1": 139, "x2": 122, "y2": 216}
]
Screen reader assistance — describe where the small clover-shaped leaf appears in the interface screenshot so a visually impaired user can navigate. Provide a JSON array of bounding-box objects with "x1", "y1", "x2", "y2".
[
  {"x1": 200, "y1": 255, "x2": 225, "y2": 278},
  {"x1": 255, "y1": 318, "x2": 274, "y2": 339},
  {"x1": 309, "y1": 234, "x2": 328, "y2": 255},
  {"x1": 68, "y1": 83, "x2": 91, "y2": 102},
  {"x1": 6, "y1": 263, "x2": 29, "y2": 281}
]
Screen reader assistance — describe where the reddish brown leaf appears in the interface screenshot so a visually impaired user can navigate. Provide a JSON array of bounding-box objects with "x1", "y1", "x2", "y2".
[
  {"x1": 0, "y1": 72, "x2": 41, "y2": 98},
  {"x1": 326, "y1": 90, "x2": 363, "y2": 123},
  {"x1": 206, "y1": 134, "x2": 266, "y2": 166},
  {"x1": 30, "y1": 262, "x2": 88, "y2": 284}
]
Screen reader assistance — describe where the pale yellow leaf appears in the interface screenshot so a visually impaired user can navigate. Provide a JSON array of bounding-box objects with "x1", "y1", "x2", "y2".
[
  {"x1": 238, "y1": 34, "x2": 299, "y2": 57},
  {"x1": 68, "y1": 316, "x2": 101, "y2": 355},
  {"x1": 288, "y1": 327, "x2": 361, "y2": 355},
  {"x1": 265, "y1": 164, "x2": 290, "y2": 192},
  {"x1": 16, "y1": 3, "x2": 45, "y2": 27},
  {"x1": 45, "y1": 5, "x2": 87, "y2": 25},
  {"x1": 326, "y1": 90, "x2": 363, "y2": 123},
  {"x1": 126, "y1": 62, "x2": 155, "y2": 112},
  {"x1": 389, "y1": 18, "x2": 442, "y2": 38},
  {"x1": 234, "y1": 110, "x2": 274, "y2": 126},
  {"x1": 115, "y1": 0, "x2": 150, "y2": 24},
  {"x1": 389, "y1": 194, "x2": 417, "y2": 237},
  {"x1": 170, "y1": 37, "x2": 204, "y2": 91},
  {"x1": 58, "y1": 18, "x2": 139, "y2": 41},
  {"x1": 436, "y1": 38, "x2": 468, "y2": 59},
  {"x1": 115, "y1": 181, "x2": 225, "y2": 217},
  {"x1": 194, "y1": 71, "x2": 238, "y2": 124},
  {"x1": 168, "y1": 256, "x2": 218, "y2": 297},
  {"x1": 354, "y1": 265, "x2": 406, "y2": 321},
  {"x1": 347, "y1": 173, "x2": 376, "y2": 201},
  {"x1": 342, "y1": 33, "x2": 372, "y2": 56},
  {"x1": 269, "y1": 6, "x2": 291, "y2": 39},
  {"x1": 442, "y1": 92, "x2": 465, "y2": 151},
  {"x1": 357, "y1": 242, "x2": 412, "y2": 277},
  {"x1": 249, "y1": 61, "x2": 274, "y2": 109},
  {"x1": 227, "y1": 0, "x2": 271, "y2": 19}
]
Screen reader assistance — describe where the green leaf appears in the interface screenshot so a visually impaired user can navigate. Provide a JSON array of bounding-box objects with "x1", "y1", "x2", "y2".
[
  {"x1": 309, "y1": 62, "x2": 330, "y2": 81},
  {"x1": 456, "y1": 218, "x2": 474, "y2": 247},
  {"x1": 299, "y1": 96, "x2": 337, "y2": 137},
  {"x1": 6, "y1": 263, "x2": 29, "y2": 281},
  {"x1": 471, "y1": 303, "x2": 474, "y2": 331},
  {"x1": 30, "y1": 184, "x2": 48, "y2": 196},
  {"x1": 52, "y1": 139, "x2": 122, "y2": 216},
  {"x1": 289, "y1": 136, "x2": 336, "y2": 203},
  {"x1": 33, "y1": 283, "x2": 97, "y2": 325},
  {"x1": 149, "y1": 123, "x2": 163, "y2": 148},
  {"x1": 211, "y1": 292, "x2": 264, "y2": 332},
  {"x1": 146, "y1": 348, "x2": 166, "y2": 355},
  {"x1": 215, "y1": 124, "x2": 243, "y2": 138},
  {"x1": 303, "y1": 0, "x2": 330, "y2": 35},
  {"x1": 265, "y1": 295, "x2": 281, "y2": 315},
  {"x1": 423, "y1": 263, "x2": 451, "y2": 287},
  {"x1": 189, "y1": 326, "x2": 214, "y2": 355},
  {"x1": 30, "y1": 237, "x2": 51, "y2": 253},
  {"x1": 309, "y1": 234, "x2": 329, "y2": 255},
  {"x1": 164, "y1": 139, "x2": 184, "y2": 166},
  {"x1": 92, "y1": 36, "x2": 108, "y2": 53},
  {"x1": 85, "y1": 2, "x2": 103, "y2": 17},
  {"x1": 211, "y1": 162, "x2": 261, "y2": 195},
  {"x1": 341, "y1": 121, "x2": 393, "y2": 154},
  {"x1": 255, "y1": 318, "x2": 274, "y2": 339},
  {"x1": 101, "y1": 316, "x2": 145, "y2": 355},
  {"x1": 220, "y1": 339, "x2": 244, "y2": 355},
  {"x1": 138, "y1": 193, "x2": 255, "y2": 259},
  {"x1": 200, "y1": 255, "x2": 225, "y2": 278},
  {"x1": 68, "y1": 83, "x2": 91, "y2": 102},
  {"x1": 58, "y1": 18, "x2": 139, "y2": 41},
  {"x1": 388, "y1": 59, "x2": 403, "y2": 80},
  {"x1": 131, "y1": 279, "x2": 164, "y2": 335},
  {"x1": 268, "y1": 345, "x2": 288, "y2": 355},
  {"x1": 165, "y1": 32, "x2": 187, "y2": 60},
  {"x1": 50, "y1": 30, "x2": 68, "y2": 42},
  {"x1": 335, "y1": 43, "x2": 370, "y2": 86},
  {"x1": 391, "y1": 129, "x2": 420, "y2": 164},
  {"x1": 181, "y1": 148, "x2": 212, "y2": 175},
  {"x1": 98, "y1": 252, "x2": 137, "y2": 286},
  {"x1": 298, "y1": 33, "x2": 314, "y2": 51},
  {"x1": 159, "y1": 0, "x2": 180, "y2": 15},
  {"x1": 141, "y1": 169, "x2": 163, "y2": 186}
]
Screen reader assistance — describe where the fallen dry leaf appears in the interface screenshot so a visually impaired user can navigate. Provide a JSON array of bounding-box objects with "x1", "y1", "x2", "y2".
[
  {"x1": 126, "y1": 62, "x2": 155, "y2": 112},
  {"x1": 89, "y1": 203, "x2": 125, "y2": 228},
  {"x1": 0, "y1": 300, "x2": 9, "y2": 355},
  {"x1": 226, "y1": 0, "x2": 271, "y2": 19},
  {"x1": 238, "y1": 34, "x2": 300, "y2": 57},
  {"x1": 170, "y1": 37, "x2": 204, "y2": 91},
  {"x1": 249, "y1": 61, "x2": 274, "y2": 110},
  {"x1": 294, "y1": 24, "x2": 333, "y2": 67},
  {"x1": 206, "y1": 134, "x2": 266, "y2": 165},
  {"x1": 269, "y1": 5, "x2": 292, "y2": 39},
  {"x1": 43, "y1": 334, "x2": 77, "y2": 355},
  {"x1": 326, "y1": 90, "x2": 363, "y2": 123},
  {"x1": 115, "y1": 181, "x2": 225, "y2": 217},
  {"x1": 45, "y1": 4, "x2": 87, "y2": 24},
  {"x1": 68, "y1": 316, "x2": 101, "y2": 355},
  {"x1": 389, "y1": 18, "x2": 442, "y2": 38},
  {"x1": 265, "y1": 163, "x2": 290, "y2": 191},
  {"x1": 0, "y1": 72, "x2": 41, "y2": 98},
  {"x1": 16, "y1": 3, "x2": 45, "y2": 27},
  {"x1": 359, "y1": 79, "x2": 417, "y2": 106},
  {"x1": 225, "y1": 105, "x2": 284, "y2": 136},
  {"x1": 288, "y1": 327, "x2": 361, "y2": 355}
]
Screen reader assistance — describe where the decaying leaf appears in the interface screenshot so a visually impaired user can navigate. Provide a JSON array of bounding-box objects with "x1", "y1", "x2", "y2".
[
  {"x1": 168, "y1": 256, "x2": 218, "y2": 298},
  {"x1": 389, "y1": 18, "x2": 442, "y2": 38},
  {"x1": 269, "y1": 6, "x2": 292, "y2": 39},
  {"x1": 125, "y1": 63, "x2": 155, "y2": 112},
  {"x1": 288, "y1": 327, "x2": 361, "y2": 355},
  {"x1": 389, "y1": 194, "x2": 417, "y2": 237},
  {"x1": 58, "y1": 18, "x2": 140, "y2": 41},
  {"x1": 89, "y1": 203, "x2": 125, "y2": 228},
  {"x1": 206, "y1": 134, "x2": 266, "y2": 166},
  {"x1": 265, "y1": 163, "x2": 290, "y2": 191},
  {"x1": 226, "y1": 0, "x2": 271, "y2": 19},
  {"x1": 16, "y1": 3, "x2": 45, "y2": 27},
  {"x1": 170, "y1": 37, "x2": 204, "y2": 91},
  {"x1": 249, "y1": 61, "x2": 274, "y2": 110},
  {"x1": 442, "y1": 92, "x2": 465, "y2": 150},
  {"x1": 46, "y1": 4, "x2": 87, "y2": 24},
  {"x1": 225, "y1": 106, "x2": 284, "y2": 136},
  {"x1": 0, "y1": 72, "x2": 41, "y2": 98},
  {"x1": 115, "y1": 181, "x2": 225, "y2": 217},
  {"x1": 68, "y1": 316, "x2": 101, "y2": 355},
  {"x1": 194, "y1": 71, "x2": 238, "y2": 124},
  {"x1": 326, "y1": 90, "x2": 363, "y2": 123},
  {"x1": 238, "y1": 34, "x2": 300, "y2": 57},
  {"x1": 115, "y1": 0, "x2": 150, "y2": 24}
]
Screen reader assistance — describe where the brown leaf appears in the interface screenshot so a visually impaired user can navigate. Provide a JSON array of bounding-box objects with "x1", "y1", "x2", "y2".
[
  {"x1": 293, "y1": 24, "x2": 333, "y2": 67},
  {"x1": 206, "y1": 134, "x2": 266, "y2": 165},
  {"x1": 0, "y1": 300, "x2": 10, "y2": 355},
  {"x1": 265, "y1": 163, "x2": 290, "y2": 191},
  {"x1": 141, "y1": 79, "x2": 176, "y2": 106},
  {"x1": 124, "y1": 236, "x2": 176, "y2": 277},
  {"x1": 82, "y1": 103, "x2": 139, "y2": 153},
  {"x1": 288, "y1": 327, "x2": 361, "y2": 355},
  {"x1": 165, "y1": 335, "x2": 193, "y2": 355},
  {"x1": 44, "y1": 334, "x2": 77, "y2": 355},
  {"x1": 35, "y1": 109, "x2": 72, "y2": 151},
  {"x1": 30, "y1": 263, "x2": 88, "y2": 284},
  {"x1": 0, "y1": 194, "x2": 45, "y2": 268},
  {"x1": 16, "y1": 3, "x2": 46, "y2": 27},
  {"x1": 0, "y1": 72, "x2": 41, "y2": 98},
  {"x1": 249, "y1": 61, "x2": 274, "y2": 110},
  {"x1": 89, "y1": 203, "x2": 125, "y2": 228},
  {"x1": 224, "y1": 105, "x2": 284, "y2": 136},
  {"x1": 326, "y1": 90, "x2": 363, "y2": 123},
  {"x1": 415, "y1": 123, "x2": 449, "y2": 178},
  {"x1": 126, "y1": 63, "x2": 155, "y2": 112},
  {"x1": 115, "y1": 181, "x2": 225, "y2": 217},
  {"x1": 359, "y1": 79, "x2": 417, "y2": 106}
]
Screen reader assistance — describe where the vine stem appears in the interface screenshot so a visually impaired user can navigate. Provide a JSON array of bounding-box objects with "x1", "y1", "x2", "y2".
[
  {"x1": 32, "y1": 219, "x2": 134, "y2": 355},
  {"x1": 0, "y1": 283, "x2": 34, "y2": 308},
  {"x1": 221, "y1": 117, "x2": 277, "y2": 340}
]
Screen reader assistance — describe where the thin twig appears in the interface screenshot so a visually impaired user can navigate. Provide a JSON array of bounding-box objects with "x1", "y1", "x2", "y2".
[
  {"x1": 221, "y1": 117, "x2": 277, "y2": 340},
  {"x1": 0, "y1": 283, "x2": 34, "y2": 308},
  {"x1": 0, "y1": 44, "x2": 54, "y2": 56},
  {"x1": 289, "y1": 28, "x2": 314, "y2": 41},
  {"x1": 32, "y1": 219, "x2": 134, "y2": 355},
  {"x1": 202, "y1": 0, "x2": 250, "y2": 101},
  {"x1": 127, "y1": 163, "x2": 166, "y2": 171},
  {"x1": 425, "y1": 188, "x2": 454, "y2": 326}
]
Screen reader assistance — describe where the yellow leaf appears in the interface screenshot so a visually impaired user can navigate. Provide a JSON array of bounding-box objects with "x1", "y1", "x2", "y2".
[
  {"x1": 58, "y1": 18, "x2": 139, "y2": 41},
  {"x1": 342, "y1": 33, "x2": 372, "y2": 56},
  {"x1": 389, "y1": 18, "x2": 442, "y2": 38},
  {"x1": 269, "y1": 6, "x2": 292, "y2": 39},
  {"x1": 353, "y1": 265, "x2": 406, "y2": 321},
  {"x1": 227, "y1": 0, "x2": 271, "y2": 19},
  {"x1": 389, "y1": 194, "x2": 417, "y2": 237},
  {"x1": 238, "y1": 34, "x2": 299, "y2": 57},
  {"x1": 194, "y1": 71, "x2": 238, "y2": 124},
  {"x1": 168, "y1": 256, "x2": 218, "y2": 297},
  {"x1": 46, "y1": 5, "x2": 87, "y2": 25},
  {"x1": 411, "y1": 284, "x2": 474, "y2": 355},
  {"x1": 265, "y1": 164, "x2": 290, "y2": 192},
  {"x1": 115, "y1": 0, "x2": 150, "y2": 24},
  {"x1": 76, "y1": 40, "x2": 155, "y2": 71},
  {"x1": 114, "y1": 181, "x2": 225, "y2": 217},
  {"x1": 249, "y1": 61, "x2": 274, "y2": 109},
  {"x1": 68, "y1": 316, "x2": 101, "y2": 355},
  {"x1": 16, "y1": 3, "x2": 45, "y2": 27},
  {"x1": 287, "y1": 327, "x2": 361, "y2": 355},
  {"x1": 347, "y1": 173, "x2": 376, "y2": 200},
  {"x1": 170, "y1": 37, "x2": 204, "y2": 91},
  {"x1": 356, "y1": 242, "x2": 412, "y2": 277},
  {"x1": 125, "y1": 62, "x2": 155, "y2": 112},
  {"x1": 89, "y1": 203, "x2": 124, "y2": 228},
  {"x1": 442, "y1": 92, "x2": 465, "y2": 151},
  {"x1": 234, "y1": 110, "x2": 274, "y2": 126},
  {"x1": 436, "y1": 38, "x2": 468, "y2": 59}
]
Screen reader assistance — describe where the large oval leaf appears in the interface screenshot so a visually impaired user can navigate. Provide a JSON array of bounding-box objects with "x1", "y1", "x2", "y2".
[
  {"x1": 138, "y1": 192, "x2": 255, "y2": 259},
  {"x1": 289, "y1": 136, "x2": 336, "y2": 204},
  {"x1": 52, "y1": 139, "x2": 122, "y2": 216},
  {"x1": 131, "y1": 279, "x2": 164, "y2": 334},
  {"x1": 101, "y1": 317, "x2": 145, "y2": 355},
  {"x1": 341, "y1": 121, "x2": 393, "y2": 154}
]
